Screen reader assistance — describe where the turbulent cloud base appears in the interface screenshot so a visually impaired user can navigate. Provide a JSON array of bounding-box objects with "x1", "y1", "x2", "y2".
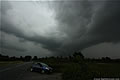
[{"x1": 1, "y1": 0, "x2": 120, "y2": 58}]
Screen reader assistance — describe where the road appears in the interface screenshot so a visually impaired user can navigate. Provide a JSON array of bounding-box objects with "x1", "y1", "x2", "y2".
[{"x1": 0, "y1": 62, "x2": 62, "y2": 80}]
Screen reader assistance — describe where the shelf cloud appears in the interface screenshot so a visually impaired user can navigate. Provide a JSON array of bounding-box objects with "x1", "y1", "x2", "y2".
[{"x1": 1, "y1": 0, "x2": 120, "y2": 58}]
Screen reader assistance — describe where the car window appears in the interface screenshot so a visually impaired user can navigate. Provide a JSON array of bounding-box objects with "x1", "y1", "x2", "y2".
[
  {"x1": 37, "y1": 63, "x2": 42, "y2": 67},
  {"x1": 40, "y1": 63, "x2": 48, "y2": 67},
  {"x1": 33, "y1": 64, "x2": 40, "y2": 68}
]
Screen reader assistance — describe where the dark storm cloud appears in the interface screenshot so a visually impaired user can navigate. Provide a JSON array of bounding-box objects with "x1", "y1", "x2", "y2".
[
  {"x1": 1, "y1": 1, "x2": 61, "y2": 52},
  {"x1": 52, "y1": 0, "x2": 93, "y2": 38},
  {"x1": 1, "y1": 44, "x2": 27, "y2": 52},
  {"x1": 0, "y1": 33, "x2": 27, "y2": 52},
  {"x1": 88, "y1": 0, "x2": 120, "y2": 42},
  {"x1": 82, "y1": 43, "x2": 120, "y2": 59},
  {"x1": 79, "y1": 0, "x2": 120, "y2": 51},
  {"x1": 1, "y1": 19, "x2": 61, "y2": 51},
  {"x1": 50, "y1": 0, "x2": 95, "y2": 55},
  {"x1": 1, "y1": 17, "x2": 23, "y2": 37},
  {"x1": 51, "y1": 0, "x2": 120, "y2": 55},
  {"x1": 1, "y1": 1, "x2": 12, "y2": 14},
  {"x1": 1, "y1": 0, "x2": 120, "y2": 57}
]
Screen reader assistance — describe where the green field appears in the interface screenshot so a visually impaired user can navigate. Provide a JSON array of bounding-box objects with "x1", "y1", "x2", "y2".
[
  {"x1": 0, "y1": 61, "x2": 23, "y2": 67},
  {"x1": 41, "y1": 60, "x2": 120, "y2": 80},
  {"x1": 1, "y1": 60, "x2": 120, "y2": 80},
  {"x1": 88, "y1": 63, "x2": 120, "y2": 77}
]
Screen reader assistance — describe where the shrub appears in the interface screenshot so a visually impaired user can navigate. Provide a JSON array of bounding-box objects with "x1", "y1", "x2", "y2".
[{"x1": 62, "y1": 63, "x2": 92, "y2": 80}]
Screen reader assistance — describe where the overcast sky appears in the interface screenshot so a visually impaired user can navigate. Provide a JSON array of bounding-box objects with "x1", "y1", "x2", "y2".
[{"x1": 1, "y1": 0, "x2": 120, "y2": 58}]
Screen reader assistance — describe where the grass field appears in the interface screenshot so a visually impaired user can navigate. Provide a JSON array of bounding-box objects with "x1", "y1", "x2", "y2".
[
  {"x1": 88, "y1": 63, "x2": 120, "y2": 77},
  {"x1": 0, "y1": 61, "x2": 23, "y2": 67},
  {"x1": 1, "y1": 60, "x2": 120, "y2": 80},
  {"x1": 41, "y1": 60, "x2": 120, "y2": 80}
]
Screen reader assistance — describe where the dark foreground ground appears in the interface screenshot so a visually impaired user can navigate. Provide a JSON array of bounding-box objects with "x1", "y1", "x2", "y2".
[
  {"x1": 21, "y1": 71, "x2": 62, "y2": 80},
  {"x1": 0, "y1": 61, "x2": 120, "y2": 80},
  {"x1": 0, "y1": 62, "x2": 62, "y2": 80}
]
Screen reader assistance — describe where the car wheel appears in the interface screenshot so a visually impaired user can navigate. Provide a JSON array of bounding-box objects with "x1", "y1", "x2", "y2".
[
  {"x1": 30, "y1": 68, "x2": 33, "y2": 72},
  {"x1": 41, "y1": 70, "x2": 45, "y2": 73}
]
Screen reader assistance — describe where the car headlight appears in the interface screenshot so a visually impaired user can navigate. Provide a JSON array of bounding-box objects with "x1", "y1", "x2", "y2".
[{"x1": 45, "y1": 67, "x2": 49, "y2": 70}]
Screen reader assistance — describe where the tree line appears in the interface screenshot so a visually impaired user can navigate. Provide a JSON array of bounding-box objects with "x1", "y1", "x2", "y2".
[
  {"x1": 0, "y1": 52, "x2": 120, "y2": 63},
  {"x1": 0, "y1": 54, "x2": 32, "y2": 61}
]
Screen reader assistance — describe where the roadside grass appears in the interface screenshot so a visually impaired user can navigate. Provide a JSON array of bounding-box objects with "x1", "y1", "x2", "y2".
[
  {"x1": 88, "y1": 63, "x2": 120, "y2": 77},
  {"x1": 41, "y1": 60, "x2": 120, "y2": 80},
  {"x1": 0, "y1": 61, "x2": 23, "y2": 67}
]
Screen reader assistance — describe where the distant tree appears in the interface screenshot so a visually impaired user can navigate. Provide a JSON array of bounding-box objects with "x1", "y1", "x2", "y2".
[
  {"x1": 20, "y1": 56, "x2": 24, "y2": 61},
  {"x1": 102, "y1": 57, "x2": 111, "y2": 63},
  {"x1": 50, "y1": 56, "x2": 55, "y2": 59},
  {"x1": 60, "y1": 56, "x2": 63, "y2": 59},
  {"x1": 0, "y1": 54, "x2": 2, "y2": 57},
  {"x1": 10, "y1": 56, "x2": 16, "y2": 61},
  {"x1": 33, "y1": 56, "x2": 38, "y2": 61},
  {"x1": 24, "y1": 55, "x2": 32, "y2": 61},
  {"x1": 56, "y1": 56, "x2": 59, "y2": 59},
  {"x1": 73, "y1": 51, "x2": 84, "y2": 63},
  {"x1": 73, "y1": 51, "x2": 84, "y2": 59},
  {"x1": 47, "y1": 56, "x2": 55, "y2": 62},
  {"x1": 105, "y1": 57, "x2": 111, "y2": 60},
  {"x1": 0, "y1": 54, "x2": 10, "y2": 61},
  {"x1": 69, "y1": 55, "x2": 72, "y2": 59}
]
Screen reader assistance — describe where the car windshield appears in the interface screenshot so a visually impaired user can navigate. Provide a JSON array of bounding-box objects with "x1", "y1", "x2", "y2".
[{"x1": 40, "y1": 63, "x2": 48, "y2": 67}]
